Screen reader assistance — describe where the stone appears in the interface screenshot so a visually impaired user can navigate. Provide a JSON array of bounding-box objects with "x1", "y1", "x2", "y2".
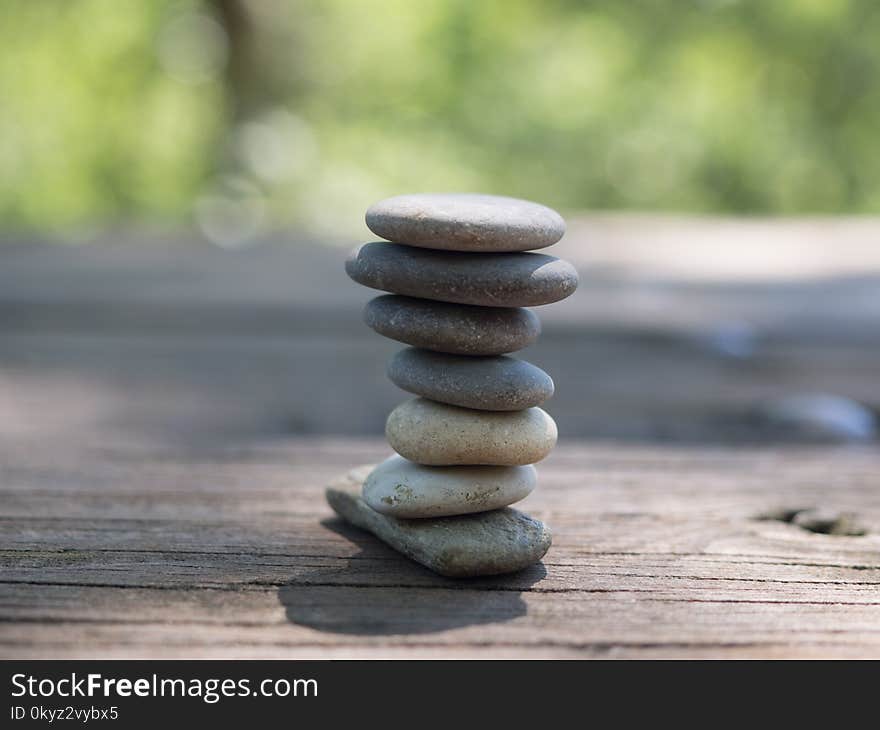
[
  {"x1": 362, "y1": 454, "x2": 536, "y2": 517},
  {"x1": 386, "y1": 398, "x2": 557, "y2": 466},
  {"x1": 388, "y1": 348, "x2": 554, "y2": 411},
  {"x1": 327, "y1": 477, "x2": 551, "y2": 577},
  {"x1": 364, "y1": 295, "x2": 540, "y2": 355},
  {"x1": 365, "y1": 193, "x2": 565, "y2": 253},
  {"x1": 345, "y1": 242, "x2": 579, "y2": 307}
]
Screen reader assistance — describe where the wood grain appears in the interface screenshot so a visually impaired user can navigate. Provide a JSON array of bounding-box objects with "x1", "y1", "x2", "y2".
[
  {"x1": 2, "y1": 439, "x2": 879, "y2": 658},
  {"x1": 1, "y1": 226, "x2": 878, "y2": 658}
]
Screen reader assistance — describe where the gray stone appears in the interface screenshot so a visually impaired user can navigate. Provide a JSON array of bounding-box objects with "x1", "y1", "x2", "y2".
[
  {"x1": 345, "y1": 242, "x2": 578, "y2": 307},
  {"x1": 386, "y1": 399, "x2": 557, "y2": 466},
  {"x1": 326, "y1": 474, "x2": 551, "y2": 577},
  {"x1": 363, "y1": 454, "x2": 537, "y2": 515},
  {"x1": 388, "y1": 348, "x2": 554, "y2": 410},
  {"x1": 365, "y1": 193, "x2": 565, "y2": 252},
  {"x1": 364, "y1": 295, "x2": 541, "y2": 355}
]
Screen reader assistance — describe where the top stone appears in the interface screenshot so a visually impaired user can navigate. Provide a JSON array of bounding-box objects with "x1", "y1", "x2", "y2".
[{"x1": 365, "y1": 193, "x2": 565, "y2": 252}]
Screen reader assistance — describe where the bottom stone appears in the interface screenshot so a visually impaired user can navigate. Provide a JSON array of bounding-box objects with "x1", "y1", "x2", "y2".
[{"x1": 326, "y1": 467, "x2": 551, "y2": 578}]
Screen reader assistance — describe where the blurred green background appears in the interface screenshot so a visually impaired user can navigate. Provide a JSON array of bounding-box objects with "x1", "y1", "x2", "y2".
[{"x1": 2, "y1": 0, "x2": 879, "y2": 243}]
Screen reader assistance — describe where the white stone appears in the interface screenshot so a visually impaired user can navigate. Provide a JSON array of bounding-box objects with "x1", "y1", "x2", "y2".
[{"x1": 386, "y1": 398, "x2": 557, "y2": 466}]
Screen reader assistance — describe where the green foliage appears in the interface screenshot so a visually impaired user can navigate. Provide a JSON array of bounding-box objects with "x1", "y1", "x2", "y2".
[
  {"x1": 0, "y1": 0, "x2": 223, "y2": 233},
  {"x1": 2, "y1": 0, "x2": 879, "y2": 236}
]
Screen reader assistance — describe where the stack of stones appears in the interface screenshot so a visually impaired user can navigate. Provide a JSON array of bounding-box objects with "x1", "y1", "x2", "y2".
[{"x1": 327, "y1": 193, "x2": 578, "y2": 577}]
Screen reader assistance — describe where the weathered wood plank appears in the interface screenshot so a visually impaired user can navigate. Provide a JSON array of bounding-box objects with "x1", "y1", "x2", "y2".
[
  {"x1": 3, "y1": 582, "x2": 880, "y2": 659},
  {"x1": 4, "y1": 218, "x2": 880, "y2": 342},
  {"x1": 1, "y1": 227, "x2": 879, "y2": 658},
  {"x1": 2, "y1": 439, "x2": 879, "y2": 658},
  {"x1": 1, "y1": 329, "x2": 877, "y2": 445}
]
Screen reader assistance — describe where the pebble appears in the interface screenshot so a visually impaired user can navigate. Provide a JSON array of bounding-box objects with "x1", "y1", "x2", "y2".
[
  {"x1": 362, "y1": 454, "x2": 536, "y2": 517},
  {"x1": 365, "y1": 193, "x2": 565, "y2": 252},
  {"x1": 386, "y1": 398, "x2": 557, "y2": 466},
  {"x1": 388, "y1": 348, "x2": 554, "y2": 411},
  {"x1": 326, "y1": 482, "x2": 551, "y2": 577},
  {"x1": 345, "y1": 242, "x2": 579, "y2": 307},
  {"x1": 364, "y1": 295, "x2": 540, "y2": 355}
]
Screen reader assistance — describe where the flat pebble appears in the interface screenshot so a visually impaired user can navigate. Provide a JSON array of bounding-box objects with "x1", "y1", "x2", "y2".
[
  {"x1": 365, "y1": 193, "x2": 565, "y2": 252},
  {"x1": 345, "y1": 242, "x2": 578, "y2": 307},
  {"x1": 388, "y1": 348, "x2": 553, "y2": 411},
  {"x1": 327, "y1": 479, "x2": 551, "y2": 577},
  {"x1": 361, "y1": 454, "x2": 537, "y2": 518},
  {"x1": 364, "y1": 295, "x2": 540, "y2": 355},
  {"x1": 386, "y1": 398, "x2": 557, "y2": 466}
]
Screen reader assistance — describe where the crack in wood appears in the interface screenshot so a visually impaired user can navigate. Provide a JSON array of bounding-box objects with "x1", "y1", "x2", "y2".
[{"x1": 756, "y1": 507, "x2": 868, "y2": 536}]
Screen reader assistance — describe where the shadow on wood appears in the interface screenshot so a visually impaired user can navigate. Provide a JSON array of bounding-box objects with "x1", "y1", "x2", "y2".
[{"x1": 277, "y1": 518, "x2": 547, "y2": 635}]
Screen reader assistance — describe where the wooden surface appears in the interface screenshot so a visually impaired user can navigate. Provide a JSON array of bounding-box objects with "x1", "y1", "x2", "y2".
[{"x1": 1, "y1": 218, "x2": 879, "y2": 658}]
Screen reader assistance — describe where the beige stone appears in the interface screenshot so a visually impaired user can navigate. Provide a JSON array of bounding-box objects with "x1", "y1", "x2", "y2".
[{"x1": 386, "y1": 398, "x2": 557, "y2": 466}]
